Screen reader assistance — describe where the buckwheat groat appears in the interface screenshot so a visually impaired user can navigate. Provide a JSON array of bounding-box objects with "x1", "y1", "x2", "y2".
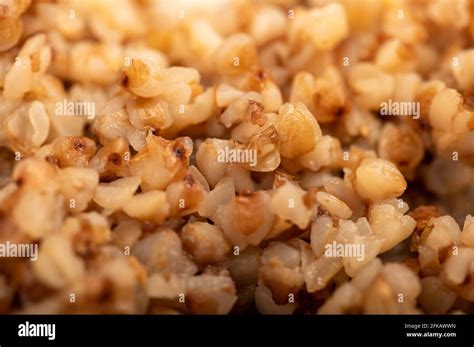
[
  {"x1": 0, "y1": 0, "x2": 473, "y2": 315},
  {"x1": 354, "y1": 158, "x2": 407, "y2": 202}
]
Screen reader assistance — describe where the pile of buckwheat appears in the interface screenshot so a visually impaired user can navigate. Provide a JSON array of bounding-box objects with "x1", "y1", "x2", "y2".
[{"x1": 0, "y1": 0, "x2": 473, "y2": 314}]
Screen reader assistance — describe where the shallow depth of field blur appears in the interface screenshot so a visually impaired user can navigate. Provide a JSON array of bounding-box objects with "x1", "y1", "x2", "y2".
[{"x1": 0, "y1": 0, "x2": 473, "y2": 314}]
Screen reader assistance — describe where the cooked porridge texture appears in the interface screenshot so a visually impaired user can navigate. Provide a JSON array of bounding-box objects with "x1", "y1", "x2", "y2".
[{"x1": 0, "y1": 0, "x2": 473, "y2": 315}]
